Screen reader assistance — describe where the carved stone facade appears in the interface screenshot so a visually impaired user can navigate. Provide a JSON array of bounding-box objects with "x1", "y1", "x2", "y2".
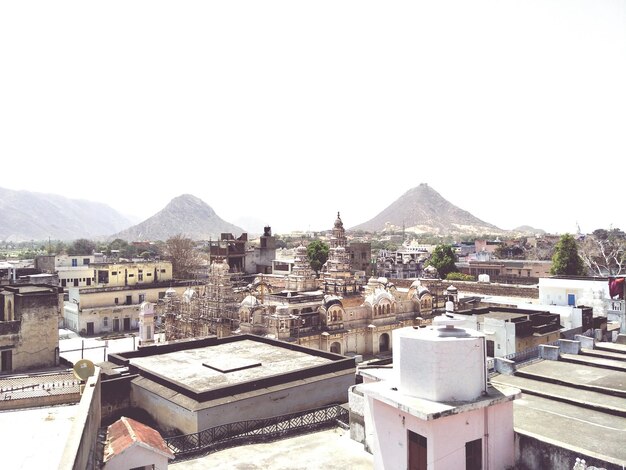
[
  {"x1": 236, "y1": 277, "x2": 435, "y2": 357},
  {"x1": 321, "y1": 212, "x2": 357, "y2": 295}
]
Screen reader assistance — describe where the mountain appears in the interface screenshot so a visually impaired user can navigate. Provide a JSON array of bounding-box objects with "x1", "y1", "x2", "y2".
[
  {"x1": 0, "y1": 187, "x2": 133, "y2": 242},
  {"x1": 512, "y1": 225, "x2": 546, "y2": 235},
  {"x1": 351, "y1": 183, "x2": 503, "y2": 235},
  {"x1": 112, "y1": 194, "x2": 244, "y2": 241}
]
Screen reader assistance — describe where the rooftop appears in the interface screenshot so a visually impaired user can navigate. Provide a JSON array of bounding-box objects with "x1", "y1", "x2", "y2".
[
  {"x1": 171, "y1": 427, "x2": 372, "y2": 470},
  {"x1": 127, "y1": 339, "x2": 332, "y2": 393},
  {"x1": 0, "y1": 402, "x2": 79, "y2": 469},
  {"x1": 108, "y1": 335, "x2": 355, "y2": 406},
  {"x1": 491, "y1": 344, "x2": 626, "y2": 467}
]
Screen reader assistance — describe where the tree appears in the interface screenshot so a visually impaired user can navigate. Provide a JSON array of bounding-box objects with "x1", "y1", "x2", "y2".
[
  {"x1": 307, "y1": 240, "x2": 329, "y2": 275},
  {"x1": 165, "y1": 234, "x2": 200, "y2": 279},
  {"x1": 68, "y1": 238, "x2": 96, "y2": 255},
  {"x1": 426, "y1": 244, "x2": 458, "y2": 279},
  {"x1": 579, "y1": 228, "x2": 626, "y2": 276},
  {"x1": 550, "y1": 234, "x2": 585, "y2": 276}
]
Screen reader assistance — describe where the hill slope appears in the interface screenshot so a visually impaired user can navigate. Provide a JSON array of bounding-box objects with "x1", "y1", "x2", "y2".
[
  {"x1": 0, "y1": 187, "x2": 133, "y2": 241},
  {"x1": 112, "y1": 194, "x2": 244, "y2": 241},
  {"x1": 351, "y1": 183, "x2": 502, "y2": 235}
]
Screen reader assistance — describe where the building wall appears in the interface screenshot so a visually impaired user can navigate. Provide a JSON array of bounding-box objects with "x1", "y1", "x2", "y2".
[
  {"x1": 64, "y1": 285, "x2": 189, "y2": 335},
  {"x1": 515, "y1": 431, "x2": 623, "y2": 470},
  {"x1": 59, "y1": 369, "x2": 102, "y2": 470},
  {"x1": 93, "y1": 261, "x2": 173, "y2": 288},
  {"x1": 369, "y1": 396, "x2": 515, "y2": 470},
  {"x1": 104, "y1": 446, "x2": 169, "y2": 470},
  {"x1": 132, "y1": 370, "x2": 354, "y2": 435},
  {"x1": 539, "y1": 278, "x2": 609, "y2": 313},
  {"x1": 58, "y1": 267, "x2": 95, "y2": 288},
  {"x1": 196, "y1": 371, "x2": 354, "y2": 431},
  {"x1": 0, "y1": 286, "x2": 62, "y2": 373},
  {"x1": 131, "y1": 379, "x2": 199, "y2": 435}
]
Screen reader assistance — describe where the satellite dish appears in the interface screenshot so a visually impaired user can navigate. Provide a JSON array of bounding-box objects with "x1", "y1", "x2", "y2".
[{"x1": 73, "y1": 359, "x2": 95, "y2": 381}]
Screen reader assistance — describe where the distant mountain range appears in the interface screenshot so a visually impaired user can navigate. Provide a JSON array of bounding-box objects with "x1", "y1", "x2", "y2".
[
  {"x1": 0, "y1": 187, "x2": 133, "y2": 242},
  {"x1": 111, "y1": 194, "x2": 244, "y2": 241},
  {"x1": 0, "y1": 185, "x2": 544, "y2": 242},
  {"x1": 351, "y1": 183, "x2": 505, "y2": 235}
]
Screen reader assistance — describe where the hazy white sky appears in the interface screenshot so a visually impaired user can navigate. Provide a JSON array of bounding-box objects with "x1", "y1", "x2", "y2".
[{"x1": 1, "y1": 1, "x2": 624, "y2": 235}]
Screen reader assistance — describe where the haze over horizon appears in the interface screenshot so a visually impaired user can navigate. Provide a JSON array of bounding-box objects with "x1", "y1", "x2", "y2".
[{"x1": 1, "y1": 1, "x2": 624, "y2": 236}]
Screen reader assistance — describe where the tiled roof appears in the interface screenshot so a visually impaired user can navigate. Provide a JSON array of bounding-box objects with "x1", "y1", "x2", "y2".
[{"x1": 103, "y1": 416, "x2": 173, "y2": 462}]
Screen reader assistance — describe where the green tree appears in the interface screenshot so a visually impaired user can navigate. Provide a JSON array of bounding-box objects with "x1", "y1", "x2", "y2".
[
  {"x1": 68, "y1": 238, "x2": 96, "y2": 255},
  {"x1": 550, "y1": 234, "x2": 585, "y2": 275},
  {"x1": 446, "y1": 272, "x2": 475, "y2": 281},
  {"x1": 307, "y1": 240, "x2": 329, "y2": 275},
  {"x1": 426, "y1": 244, "x2": 458, "y2": 279}
]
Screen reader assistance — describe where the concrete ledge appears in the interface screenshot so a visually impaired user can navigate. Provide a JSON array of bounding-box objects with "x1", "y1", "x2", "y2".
[
  {"x1": 539, "y1": 345, "x2": 559, "y2": 361},
  {"x1": 495, "y1": 357, "x2": 516, "y2": 375},
  {"x1": 558, "y1": 339, "x2": 581, "y2": 355},
  {"x1": 574, "y1": 334, "x2": 595, "y2": 350}
]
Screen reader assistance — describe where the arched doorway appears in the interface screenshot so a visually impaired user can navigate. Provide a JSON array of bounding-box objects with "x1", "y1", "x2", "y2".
[
  {"x1": 379, "y1": 333, "x2": 390, "y2": 353},
  {"x1": 330, "y1": 342, "x2": 341, "y2": 354}
]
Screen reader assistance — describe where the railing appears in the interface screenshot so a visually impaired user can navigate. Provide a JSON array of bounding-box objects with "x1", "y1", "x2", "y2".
[
  {"x1": 503, "y1": 340, "x2": 560, "y2": 365},
  {"x1": 165, "y1": 403, "x2": 349, "y2": 458},
  {"x1": 0, "y1": 370, "x2": 80, "y2": 408}
]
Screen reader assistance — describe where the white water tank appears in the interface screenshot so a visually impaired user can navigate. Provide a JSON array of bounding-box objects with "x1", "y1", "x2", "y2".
[{"x1": 393, "y1": 319, "x2": 486, "y2": 402}]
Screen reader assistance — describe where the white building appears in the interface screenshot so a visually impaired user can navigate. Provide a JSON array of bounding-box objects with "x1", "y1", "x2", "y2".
[
  {"x1": 352, "y1": 316, "x2": 519, "y2": 469},
  {"x1": 539, "y1": 276, "x2": 625, "y2": 333},
  {"x1": 350, "y1": 316, "x2": 520, "y2": 470}
]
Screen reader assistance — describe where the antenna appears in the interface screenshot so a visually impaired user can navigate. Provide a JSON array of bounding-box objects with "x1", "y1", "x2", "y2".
[{"x1": 72, "y1": 359, "x2": 96, "y2": 382}]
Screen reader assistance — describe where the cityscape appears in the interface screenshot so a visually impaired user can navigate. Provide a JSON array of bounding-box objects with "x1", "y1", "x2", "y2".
[{"x1": 1, "y1": 1, "x2": 624, "y2": 470}]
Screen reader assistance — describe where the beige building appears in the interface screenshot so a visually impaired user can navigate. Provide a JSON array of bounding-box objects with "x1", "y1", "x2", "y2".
[
  {"x1": 62, "y1": 261, "x2": 186, "y2": 336},
  {"x1": 0, "y1": 284, "x2": 63, "y2": 374}
]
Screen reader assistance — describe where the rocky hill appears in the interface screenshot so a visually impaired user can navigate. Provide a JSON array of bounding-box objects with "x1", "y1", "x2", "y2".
[
  {"x1": 0, "y1": 187, "x2": 133, "y2": 242},
  {"x1": 112, "y1": 194, "x2": 244, "y2": 241},
  {"x1": 351, "y1": 183, "x2": 503, "y2": 235}
]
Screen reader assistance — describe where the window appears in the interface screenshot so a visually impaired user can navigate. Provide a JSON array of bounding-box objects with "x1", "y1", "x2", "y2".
[
  {"x1": 111, "y1": 271, "x2": 117, "y2": 276},
  {"x1": 103, "y1": 317, "x2": 109, "y2": 327},
  {"x1": 126, "y1": 295, "x2": 132, "y2": 305},
  {"x1": 138, "y1": 294, "x2": 145, "y2": 303},
  {"x1": 71, "y1": 258, "x2": 78, "y2": 267},
  {"x1": 128, "y1": 274, "x2": 135, "y2": 278},
  {"x1": 138, "y1": 270, "x2": 143, "y2": 281},
  {"x1": 83, "y1": 258, "x2": 89, "y2": 265},
  {"x1": 161, "y1": 269, "x2": 167, "y2": 273},
  {"x1": 97, "y1": 270, "x2": 109, "y2": 283},
  {"x1": 158, "y1": 291, "x2": 166, "y2": 299},
  {"x1": 465, "y1": 438, "x2": 482, "y2": 470},
  {"x1": 114, "y1": 297, "x2": 119, "y2": 305},
  {"x1": 61, "y1": 279, "x2": 67, "y2": 287}
]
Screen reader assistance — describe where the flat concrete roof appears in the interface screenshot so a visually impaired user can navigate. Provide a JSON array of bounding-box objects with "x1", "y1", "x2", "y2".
[
  {"x1": 171, "y1": 427, "x2": 372, "y2": 470},
  {"x1": 129, "y1": 339, "x2": 332, "y2": 393},
  {"x1": 513, "y1": 394, "x2": 626, "y2": 465},
  {"x1": 0, "y1": 403, "x2": 79, "y2": 469},
  {"x1": 492, "y1": 352, "x2": 626, "y2": 467},
  {"x1": 359, "y1": 380, "x2": 520, "y2": 421}
]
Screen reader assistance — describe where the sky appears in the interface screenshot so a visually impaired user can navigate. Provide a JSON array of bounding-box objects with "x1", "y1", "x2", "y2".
[{"x1": 1, "y1": 1, "x2": 624, "y2": 236}]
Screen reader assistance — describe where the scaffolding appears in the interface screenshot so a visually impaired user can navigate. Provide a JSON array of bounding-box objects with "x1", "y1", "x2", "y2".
[{"x1": 162, "y1": 260, "x2": 240, "y2": 341}]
